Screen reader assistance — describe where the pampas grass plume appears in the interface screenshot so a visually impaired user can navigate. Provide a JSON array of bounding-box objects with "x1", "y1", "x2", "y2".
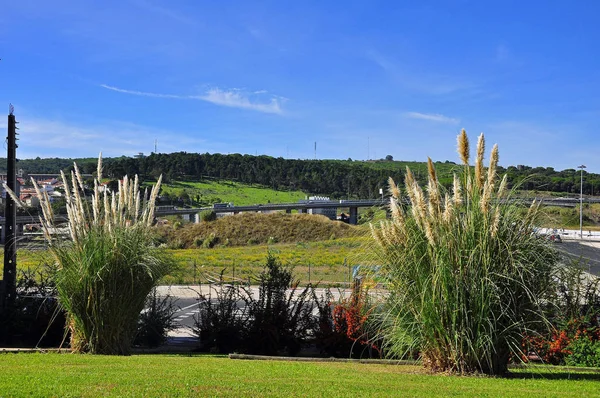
[
  {"x1": 475, "y1": 133, "x2": 485, "y2": 189},
  {"x1": 457, "y1": 128, "x2": 470, "y2": 165}
]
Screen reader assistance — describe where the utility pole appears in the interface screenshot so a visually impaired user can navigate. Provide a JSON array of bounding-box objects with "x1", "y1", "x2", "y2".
[
  {"x1": 1, "y1": 104, "x2": 18, "y2": 310},
  {"x1": 578, "y1": 165, "x2": 586, "y2": 238}
]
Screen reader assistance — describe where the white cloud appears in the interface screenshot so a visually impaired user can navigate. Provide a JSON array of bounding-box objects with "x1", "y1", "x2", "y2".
[
  {"x1": 101, "y1": 84, "x2": 285, "y2": 115},
  {"x1": 100, "y1": 84, "x2": 182, "y2": 99},
  {"x1": 197, "y1": 88, "x2": 283, "y2": 114},
  {"x1": 14, "y1": 116, "x2": 205, "y2": 158},
  {"x1": 405, "y1": 112, "x2": 460, "y2": 124}
]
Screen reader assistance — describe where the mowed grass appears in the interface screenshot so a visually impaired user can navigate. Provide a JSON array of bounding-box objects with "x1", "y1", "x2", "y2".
[
  {"x1": 160, "y1": 179, "x2": 307, "y2": 206},
  {"x1": 1, "y1": 354, "x2": 599, "y2": 397}
]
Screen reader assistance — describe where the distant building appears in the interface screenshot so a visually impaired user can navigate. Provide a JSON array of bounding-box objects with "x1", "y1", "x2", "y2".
[
  {"x1": 28, "y1": 173, "x2": 61, "y2": 182},
  {"x1": 20, "y1": 183, "x2": 57, "y2": 203},
  {"x1": 22, "y1": 194, "x2": 40, "y2": 207},
  {"x1": 134, "y1": 152, "x2": 145, "y2": 159}
]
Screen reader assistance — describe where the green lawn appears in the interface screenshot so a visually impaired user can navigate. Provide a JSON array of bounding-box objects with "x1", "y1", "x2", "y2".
[
  {"x1": 159, "y1": 179, "x2": 307, "y2": 206},
  {"x1": 0, "y1": 354, "x2": 599, "y2": 397}
]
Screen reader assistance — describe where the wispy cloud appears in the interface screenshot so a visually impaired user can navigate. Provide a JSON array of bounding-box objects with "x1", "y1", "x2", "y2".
[
  {"x1": 405, "y1": 112, "x2": 460, "y2": 124},
  {"x1": 100, "y1": 84, "x2": 285, "y2": 114},
  {"x1": 200, "y1": 88, "x2": 283, "y2": 114},
  {"x1": 366, "y1": 49, "x2": 395, "y2": 72},
  {"x1": 100, "y1": 85, "x2": 181, "y2": 99}
]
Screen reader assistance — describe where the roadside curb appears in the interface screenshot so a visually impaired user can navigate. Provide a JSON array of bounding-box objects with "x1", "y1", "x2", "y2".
[
  {"x1": 228, "y1": 353, "x2": 418, "y2": 365},
  {"x1": 0, "y1": 348, "x2": 71, "y2": 353}
]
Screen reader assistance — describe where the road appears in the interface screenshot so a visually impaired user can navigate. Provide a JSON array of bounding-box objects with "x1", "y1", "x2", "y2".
[
  {"x1": 557, "y1": 240, "x2": 600, "y2": 275},
  {"x1": 157, "y1": 285, "x2": 355, "y2": 337}
]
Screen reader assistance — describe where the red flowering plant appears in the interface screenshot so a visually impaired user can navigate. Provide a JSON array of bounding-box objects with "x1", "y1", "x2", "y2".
[
  {"x1": 545, "y1": 316, "x2": 599, "y2": 364},
  {"x1": 314, "y1": 279, "x2": 380, "y2": 358},
  {"x1": 522, "y1": 326, "x2": 574, "y2": 365},
  {"x1": 333, "y1": 282, "x2": 378, "y2": 347},
  {"x1": 522, "y1": 261, "x2": 600, "y2": 366}
]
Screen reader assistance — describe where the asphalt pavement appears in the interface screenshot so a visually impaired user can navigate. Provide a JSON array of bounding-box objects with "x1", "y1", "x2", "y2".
[{"x1": 556, "y1": 240, "x2": 600, "y2": 275}]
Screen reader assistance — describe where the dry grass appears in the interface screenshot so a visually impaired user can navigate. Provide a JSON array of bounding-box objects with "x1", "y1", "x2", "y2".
[{"x1": 157, "y1": 212, "x2": 361, "y2": 248}]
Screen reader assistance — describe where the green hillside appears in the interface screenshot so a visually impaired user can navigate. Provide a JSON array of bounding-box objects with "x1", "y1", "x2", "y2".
[{"x1": 158, "y1": 179, "x2": 306, "y2": 206}]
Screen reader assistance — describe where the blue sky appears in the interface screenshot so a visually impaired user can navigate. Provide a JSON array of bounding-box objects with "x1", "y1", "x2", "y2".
[{"x1": 1, "y1": 1, "x2": 600, "y2": 172}]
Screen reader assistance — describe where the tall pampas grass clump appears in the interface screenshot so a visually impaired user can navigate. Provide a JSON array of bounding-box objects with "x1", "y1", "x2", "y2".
[
  {"x1": 371, "y1": 130, "x2": 559, "y2": 374},
  {"x1": 28, "y1": 155, "x2": 172, "y2": 355}
]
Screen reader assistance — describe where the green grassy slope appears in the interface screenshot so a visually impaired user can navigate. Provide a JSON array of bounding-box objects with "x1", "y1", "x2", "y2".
[
  {"x1": 159, "y1": 179, "x2": 307, "y2": 206},
  {"x1": 164, "y1": 237, "x2": 370, "y2": 285},
  {"x1": 13, "y1": 236, "x2": 372, "y2": 286}
]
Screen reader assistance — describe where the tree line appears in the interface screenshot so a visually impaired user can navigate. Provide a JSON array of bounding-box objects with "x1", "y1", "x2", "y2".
[{"x1": 0, "y1": 153, "x2": 598, "y2": 198}]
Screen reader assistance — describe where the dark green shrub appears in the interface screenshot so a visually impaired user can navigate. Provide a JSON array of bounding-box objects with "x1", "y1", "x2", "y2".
[
  {"x1": 565, "y1": 337, "x2": 600, "y2": 367},
  {"x1": 312, "y1": 287, "x2": 355, "y2": 357},
  {"x1": 246, "y1": 253, "x2": 316, "y2": 356},
  {"x1": 193, "y1": 254, "x2": 324, "y2": 356},
  {"x1": 200, "y1": 211, "x2": 217, "y2": 222},
  {"x1": 193, "y1": 277, "x2": 252, "y2": 354},
  {"x1": 135, "y1": 288, "x2": 178, "y2": 348},
  {"x1": 0, "y1": 264, "x2": 67, "y2": 348}
]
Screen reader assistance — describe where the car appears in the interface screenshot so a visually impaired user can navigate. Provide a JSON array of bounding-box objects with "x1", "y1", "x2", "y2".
[{"x1": 547, "y1": 234, "x2": 562, "y2": 243}]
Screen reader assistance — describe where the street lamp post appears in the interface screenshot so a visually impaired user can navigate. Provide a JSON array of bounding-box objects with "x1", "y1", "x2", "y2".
[{"x1": 578, "y1": 165, "x2": 586, "y2": 238}]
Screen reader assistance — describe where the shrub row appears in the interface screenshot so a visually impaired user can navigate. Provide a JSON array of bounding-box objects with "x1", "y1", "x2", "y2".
[{"x1": 193, "y1": 254, "x2": 377, "y2": 357}]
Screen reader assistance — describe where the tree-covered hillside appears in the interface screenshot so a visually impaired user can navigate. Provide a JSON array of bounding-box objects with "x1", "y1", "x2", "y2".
[
  {"x1": 105, "y1": 153, "x2": 402, "y2": 198},
  {"x1": 103, "y1": 153, "x2": 600, "y2": 197},
  {"x1": 0, "y1": 157, "x2": 101, "y2": 175},
  {"x1": 1, "y1": 153, "x2": 598, "y2": 198}
]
